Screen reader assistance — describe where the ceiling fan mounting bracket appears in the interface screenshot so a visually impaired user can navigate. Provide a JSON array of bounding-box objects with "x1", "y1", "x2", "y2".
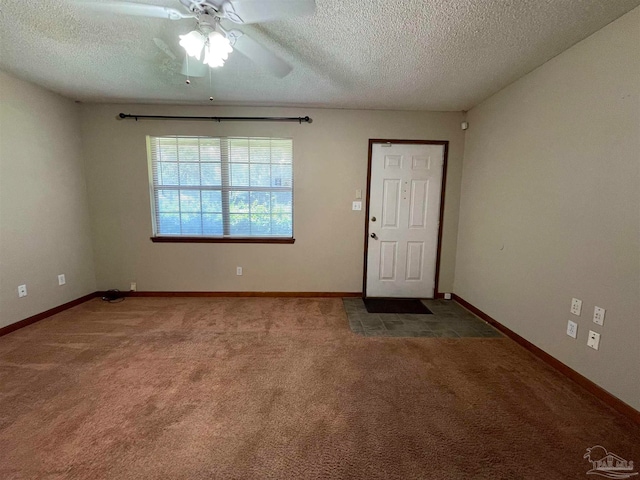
[{"x1": 178, "y1": 0, "x2": 242, "y2": 23}]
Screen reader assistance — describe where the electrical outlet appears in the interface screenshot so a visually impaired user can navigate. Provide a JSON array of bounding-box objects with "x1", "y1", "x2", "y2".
[
  {"x1": 587, "y1": 330, "x2": 601, "y2": 350},
  {"x1": 352, "y1": 201, "x2": 362, "y2": 211},
  {"x1": 236, "y1": 266, "x2": 243, "y2": 276},
  {"x1": 566, "y1": 320, "x2": 578, "y2": 338},
  {"x1": 570, "y1": 298, "x2": 582, "y2": 316},
  {"x1": 593, "y1": 306, "x2": 605, "y2": 326},
  {"x1": 18, "y1": 284, "x2": 27, "y2": 298},
  {"x1": 130, "y1": 282, "x2": 137, "y2": 292},
  {"x1": 444, "y1": 293, "x2": 452, "y2": 300},
  {"x1": 58, "y1": 274, "x2": 66, "y2": 286}
]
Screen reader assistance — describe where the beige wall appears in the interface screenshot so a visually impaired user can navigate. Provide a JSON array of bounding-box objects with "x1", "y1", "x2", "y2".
[
  {"x1": 455, "y1": 8, "x2": 640, "y2": 409},
  {"x1": 80, "y1": 105, "x2": 464, "y2": 294},
  {"x1": 0, "y1": 71, "x2": 97, "y2": 328}
]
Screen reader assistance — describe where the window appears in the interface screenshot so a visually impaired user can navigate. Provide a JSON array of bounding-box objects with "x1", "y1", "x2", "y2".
[{"x1": 148, "y1": 136, "x2": 293, "y2": 242}]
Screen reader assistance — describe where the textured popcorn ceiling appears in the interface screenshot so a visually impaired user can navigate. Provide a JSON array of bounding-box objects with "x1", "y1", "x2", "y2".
[{"x1": 0, "y1": 0, "x2": 638, "y2": 110}]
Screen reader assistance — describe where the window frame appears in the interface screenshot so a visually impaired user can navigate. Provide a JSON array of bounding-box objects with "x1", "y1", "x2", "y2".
[{"x1": 147, "y1": 135, "x2": 295, "y2": 244}]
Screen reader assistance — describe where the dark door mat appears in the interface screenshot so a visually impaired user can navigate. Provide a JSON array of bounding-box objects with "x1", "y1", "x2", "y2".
[{"x1": 363, "y1": 298, "x2": 433, "y2": 314}]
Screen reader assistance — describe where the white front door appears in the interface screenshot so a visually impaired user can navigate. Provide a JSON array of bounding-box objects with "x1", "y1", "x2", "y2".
[{"x1": 366, "y1": 142, "x2": 445, "y2": 298}]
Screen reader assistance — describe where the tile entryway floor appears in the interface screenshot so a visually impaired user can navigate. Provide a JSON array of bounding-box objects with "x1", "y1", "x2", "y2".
[{"x1": 343, "y1": 298, "x2": 503, "y2": 338}]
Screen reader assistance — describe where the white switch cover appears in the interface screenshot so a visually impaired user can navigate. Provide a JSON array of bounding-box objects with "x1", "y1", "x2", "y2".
[
  {"x1": 570, "y1": 298, "x2": 582, "y2": 316},
  {"x1": 18, "y1": 284, "x2": 27, "y2": 298},
  {"x1": 566, "y1": 320, "x2": 578, "y2": 339},
  {"x1": 58, "y1": 274, "x2": 66, "y2": 285},
  {"x1": 236, "y1": 266, "x2": 243, "y2": 276},
  {"x1": 593, "y1": 306, "x2": 605, "y2": 326},
  {"x1": 355, "y1": 189, "x2": 362, "y2": 199},
  {"x1": 352, "y1": 201, "x2": 362, "y2": 211},
  {"x1": 587, "y1": 330, "x2": 601, "y2": 350}
]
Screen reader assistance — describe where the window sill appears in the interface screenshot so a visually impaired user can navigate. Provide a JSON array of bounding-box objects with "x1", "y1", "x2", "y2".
[{"x1": 150, "y1": 236, "x2": 295, "y2": 244}]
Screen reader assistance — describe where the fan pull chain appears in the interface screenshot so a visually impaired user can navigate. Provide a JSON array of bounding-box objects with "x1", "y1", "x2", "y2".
[
  {"x1": 185, "y1": 56, "x2": 191, "y2": 85},
  {"x1": 209, "y1": 67, "x2": 213, "y2": 101}
]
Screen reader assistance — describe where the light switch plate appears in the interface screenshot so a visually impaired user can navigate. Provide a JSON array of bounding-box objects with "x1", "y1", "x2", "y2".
[
  {"x1": 593, "y1": 306, "x2": 605, "y2": 326},
  {"x1": 587, "y1": 330, "x2": 601, "y2": 350},
  {"x1": 566, "y1": 320, "x2": 578, "y2": 339},
  {"x1": 58, "y1": 274, "x2": 66, "y2": 286},
  {"x1": 352, "y1": 201, "x2": 362, "y2": 211},
  {"x1": 355, "y1": 189, "x2": 362, "y2": 199},
  {"x1": 570, "y1": 298, "x2": 582, "y2": 316},
  {"x1": 18, "y1": 284, "x2": 27, "y2": 298}
]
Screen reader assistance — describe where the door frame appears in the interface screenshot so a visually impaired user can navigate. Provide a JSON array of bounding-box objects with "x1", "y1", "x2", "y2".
[{"x1": 362, "y1": 139, "x2": 449, "y2": 298}]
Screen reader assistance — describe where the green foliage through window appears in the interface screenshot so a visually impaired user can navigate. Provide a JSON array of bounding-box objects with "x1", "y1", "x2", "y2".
[{"x1": 148, "y1": 136, "x2": 293, "y2": 237}]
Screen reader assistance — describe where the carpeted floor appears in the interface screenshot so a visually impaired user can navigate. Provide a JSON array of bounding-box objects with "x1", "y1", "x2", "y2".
[{"x1": 0, "y1": 297, "x2": 638, "y2": 479}]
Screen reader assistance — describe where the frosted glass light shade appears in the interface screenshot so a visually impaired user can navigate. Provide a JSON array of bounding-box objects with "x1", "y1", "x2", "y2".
[
  {"x1": 179, "y1": 30, "x2": 206, "y2": 60},
  {"x1": 203, "y1": 31, "x2": 233, "y2": 68}
]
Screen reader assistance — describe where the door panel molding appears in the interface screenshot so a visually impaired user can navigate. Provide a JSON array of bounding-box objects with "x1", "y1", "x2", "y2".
[
  {"x1": 363, "y1": 139, "x2": 449, "y2": 298},
  {"x1": 382, "y1": 179, "x2": 401, "y2": 228},
  {"x1": 409, "y1": 179, "x2": 429, "y2": 228},
  {"x1": 405, "y1": 241, "x2": 425, "y2": 281},
  {"x1": 379, "y1": 241, "x2": 398, "y2": 280}
]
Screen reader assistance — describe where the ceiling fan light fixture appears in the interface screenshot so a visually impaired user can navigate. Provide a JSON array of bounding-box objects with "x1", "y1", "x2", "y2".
[
  {"x1": 179, "y1": 30, "x2": 206, "y2": 60},
  {"x1": 203, "y1": 31, "x2": 233, "y2": 67},
  {"x1": 203, "y1": 55, "x2": 225, "y2": 68}
]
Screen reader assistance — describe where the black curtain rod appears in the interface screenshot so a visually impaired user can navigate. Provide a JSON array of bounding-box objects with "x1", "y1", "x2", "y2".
[{"x1": 118, "y1": 113, "x2": 312, "y2": 124}]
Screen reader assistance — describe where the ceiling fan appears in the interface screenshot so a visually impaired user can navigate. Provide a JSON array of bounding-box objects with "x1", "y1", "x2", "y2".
[{"x1": 81, "y1": 0, "x2": 316, "y2": 78}]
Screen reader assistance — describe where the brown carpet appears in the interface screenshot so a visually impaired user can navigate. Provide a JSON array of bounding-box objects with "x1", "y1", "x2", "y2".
[{"x1": 0, "y1": 297, "x2": 638, "y2": 479}]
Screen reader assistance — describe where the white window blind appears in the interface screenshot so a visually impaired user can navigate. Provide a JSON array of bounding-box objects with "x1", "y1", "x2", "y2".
[{"x1": 148, "y1": 136, "x2": 293, "y2": 238}]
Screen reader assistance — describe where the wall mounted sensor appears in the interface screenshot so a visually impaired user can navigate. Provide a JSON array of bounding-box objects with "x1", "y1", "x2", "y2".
[{"x1": 461, "y1": 121, "x2": 469, "y2": 130}]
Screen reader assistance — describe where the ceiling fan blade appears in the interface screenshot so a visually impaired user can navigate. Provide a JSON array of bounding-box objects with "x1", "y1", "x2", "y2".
[
  {"x1": 153, "y1": 38, "x2": 177, "y2": 60},
  {"x1": 225, "y1": 0, "x2": 315, "y2": 24},
  {"x1": 80, "y1": 1, "x2": 194, "y2": 20},
  {"x1": 232, "y1": 32, "x2": 293, "y2": 78}
]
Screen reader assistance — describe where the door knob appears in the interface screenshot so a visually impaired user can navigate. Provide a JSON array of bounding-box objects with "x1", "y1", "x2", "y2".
[
  {"x1": 370, "y1": 233, "x2": 378, "y2": 239},
  {"x1": 371, "y1": 216, "x2": 377, "y2": 222}
]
